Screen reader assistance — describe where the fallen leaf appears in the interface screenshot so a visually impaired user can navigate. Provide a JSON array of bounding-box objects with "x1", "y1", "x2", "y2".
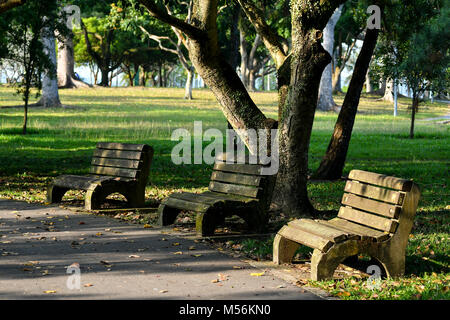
[
  {"x1": 83, "y1": 283, "x2": 94, "y2": 287},
  {"x1": 250, "y1": 272, "x2": 265, "y2": 277},
  {"x1": 172, "y1": 242, "x2": 180, "y2": 246},
  {"x1": 43, "y1": 290, "x2": 57, "y2": 294},
  {"x1": 159, "y1": 290, "x2": 168, "y2": 293},
  {"x1": 128, "y1": 255, "x2": 140, "y2": 258},
  {"x1": 143, "y1": 224, "x2": 152, "y2": 229},
  {"x1": 173, "y1": 251, "x2": 183, "y2": 255}
]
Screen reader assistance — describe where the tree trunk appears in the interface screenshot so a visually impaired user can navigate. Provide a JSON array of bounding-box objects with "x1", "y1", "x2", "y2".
[
  {"x1": 317, "y1": 5, "x2": 342, "y2": 111},
  {"x1": 382, "y1": 78, "x2": 394, "y2": 102},
  {"x1": 313, "y1": 26, "x2": 381, "y2": 180},
  {"x1": 365, "y1": 70, "x2": 373, "y2": 93},
  {"x1": 410, "y1": 94, "x2": 418, "y2": 138},
  {"x1": 99, "y1": 67, "x2": 109, "y2": 87},
  {"x1": 184, "y1": 67, "x2": 194, "y2": 99},
  {"x1": 57, "y1": 32, "x2": 90, "y2": 88},
  {"x1": 37, "y1": 26, "x2": 61, "y2": 108}
]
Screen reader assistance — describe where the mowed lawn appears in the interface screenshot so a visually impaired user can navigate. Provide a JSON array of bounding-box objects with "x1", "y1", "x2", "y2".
[{"x1": 0, "y1": 86, "x2": 449, "y2": 299}]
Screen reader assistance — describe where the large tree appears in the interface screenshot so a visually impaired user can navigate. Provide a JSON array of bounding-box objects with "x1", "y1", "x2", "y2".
[
  {"x1": 314, "y1": 1, "x2": 384, "y2": 180},
  {"x1": 137, "y1": 0, "x2": 346, "y2": 216},
  {"x1": 317, "y1": 4, "x2": 343, "y2": 111}
]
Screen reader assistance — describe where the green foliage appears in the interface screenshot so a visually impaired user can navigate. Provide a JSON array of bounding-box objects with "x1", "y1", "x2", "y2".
[{"x1": 374, "y1": 0, "x2": 449, "y2": 97}]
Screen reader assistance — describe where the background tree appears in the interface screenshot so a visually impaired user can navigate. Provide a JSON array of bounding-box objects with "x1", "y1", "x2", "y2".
[
  {"x1": 373, "y1": 0, "x2": 448, "y2": 138},
  {"x1": 0, "y1": 0, "x2": 65, "y2": 133},
  {"x1": 137, "y1": 0, "x2": 346, "y2": 216},
  {"x1": 317, "y1": 4, "x2": 343, "y2": 111},
  {"x1": 314, "y1": 0, "x2": 384, "y2": 180}
]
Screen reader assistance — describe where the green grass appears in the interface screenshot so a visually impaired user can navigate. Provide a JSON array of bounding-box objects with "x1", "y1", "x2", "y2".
[{"x1": 0, "y1": 86, "x2": 449, "y2": 299}]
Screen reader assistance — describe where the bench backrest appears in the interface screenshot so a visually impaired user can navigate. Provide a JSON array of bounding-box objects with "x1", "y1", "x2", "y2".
[
  {"x1": 338, "y1": 169, "x2": 420, "y2": 237},
  {"x1": 90, "y1": 142, "x2": 153, "y2": 184},
  {"x1": 208, "y1": 154, "x2": 277, "y2": 209}
]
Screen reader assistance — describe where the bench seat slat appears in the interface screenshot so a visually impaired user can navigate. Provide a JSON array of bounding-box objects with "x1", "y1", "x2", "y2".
[
  {"x1": 288, "y1": 219, "x2": 354, "y2": 243},
  {"x1": 338, "y1": 206, "x2": 398, "y2": 233},
  {"x1": 344, "y1": 180, "x2": 405, "y2": 205},
  {"x1": 342, "y1": 193, "x2": 401, "y2": 218},
  {"x1": 278, "y1": 225, "x2": 334, "y2": 252},
  {"x1": 316, "y1": 218, "x2": 390, "y2": 242},
  {"x1": 162, "y1": 197, "x2": 210, "y2": 213}
]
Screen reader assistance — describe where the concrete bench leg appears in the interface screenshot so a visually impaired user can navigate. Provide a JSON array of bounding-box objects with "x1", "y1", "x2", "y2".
[
  {"x1": 195, "y1": 209, "x2": 224, "y2": 237},
  {"x1": 158, "y1": 204, "x2": 182, "y2": 226},
  {"x1": 310, "y1": 240, "x2": 360, "y2": 281},
  {"x1": 273, "y1": 234, "x2": 301, "y2": 265},
  {"x1": 47, "y1": 185, "x2": 69, "y2": 204}
]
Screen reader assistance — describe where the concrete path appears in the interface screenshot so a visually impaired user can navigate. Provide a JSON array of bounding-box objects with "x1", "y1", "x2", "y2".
[{"x1": 0, "y1": 199, "x2": 322, "y2": 300}]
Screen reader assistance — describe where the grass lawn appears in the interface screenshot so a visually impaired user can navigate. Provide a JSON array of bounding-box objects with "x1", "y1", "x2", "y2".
[{"x1": 0, "y1": 86, "x2": 449, "y2": 299}]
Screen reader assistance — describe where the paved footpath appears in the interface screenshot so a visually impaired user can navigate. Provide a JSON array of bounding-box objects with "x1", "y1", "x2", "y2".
[{"x1": 0, "y1": 199, "x2": 323, "y2": 300}]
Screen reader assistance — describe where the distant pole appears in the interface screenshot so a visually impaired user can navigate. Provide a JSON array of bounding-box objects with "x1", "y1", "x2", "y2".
[
  {"x1": 393, "y1": 79, "x2": 398, "y2": 117},
  {"x1": 430, "y1": 90, "x2": 434, "y2": 103}
]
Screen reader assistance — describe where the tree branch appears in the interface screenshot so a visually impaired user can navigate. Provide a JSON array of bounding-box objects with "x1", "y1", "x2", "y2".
[
  {"x1": 0, "y1": 0, "x2": 26, "y2": 14},
  {"x1": 138, "y1": 0, "x2": 205, "y2": 40},
  {"x1": 235, "y1": 0, "x2": 287, "y2": 69}
]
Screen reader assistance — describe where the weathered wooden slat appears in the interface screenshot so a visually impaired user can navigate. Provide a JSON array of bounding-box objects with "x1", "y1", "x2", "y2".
[
  {"x1": 348, "y1": 169, "x2": 413, "y2": 192},
  {"x1": 170, "y1": 192, "x2": 228, "y2": 205},
  {"x1": 202, "y1": 191, "x2": 259, "y2": 203},
  {"x1": 213, "y1": 162, "x2": 262, "y2": 175},
  {"x1": 278, "y1": 225, "x2": 333, "y2": 252},
  {"x1": 288, "y1": 219, "x2": 350, "y2": 243},
  {"x1": 338, "y1": 206, "x2": 398, "y2": 233},
  {"x1": 211, "y1": 171, "x2": 262, "y2": 187},
  {"x1": 96, "y1": 142, "x2": 146, "y2": 151},
  {"x1": 53, "y1": 175, "x2": 113, "y2": 190},
  {"x1": 341, "y1": 193, "x2": 401, "y2": 218},
  {"x1": 91, "y1": 157, "x2": 141, "y2": 169},
  {"x1": 90, "y1": 166, "x2": 138, "y2": 179},
  {"x1": 93, "y1": 149, "x2": 142, "y2": 160},
  {"x1": 316, "y1": 218, "x2": 390, "y2": 242},
  {"x1": 344, "y1": 180, "x2": 405, "y2": 205},
  {"x1": 162, "y1": 197, "x2": 210, "y2": 212},
  {"x1": 208, "y1": 181, "x2": 260, "y2": 198}
]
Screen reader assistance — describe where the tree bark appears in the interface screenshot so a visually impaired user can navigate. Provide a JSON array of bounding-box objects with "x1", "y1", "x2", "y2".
[
  {"x1": 314, "y1": 26, "x2": 381, "y2": 180},
  {"x1": 382, "y1": 78, "x2": 395, "y2": 102},
  {"x1": 184, "y1": 67, "x2": 194, "y2": 99},
  {"x1": 0, "y1": 0, "x2": 25, "y2": 14},
  {"x1": 37, "y1": 26, "x2": 61, "y2": 108},
  {"x1": 57, "y1": 32, "x2": 90, "y2": 88},
  {"x1": 317, "y1": 5, "x2": 343, "y2": 111},
  {"x1": 139, "y1": 0, "x2": 345, "y2": 217},
  {"x1": 365, "y1": 70, "x2": 373, "y2": 93},
  {"x1": 410, "y1": 93, "x2": 418, "y2": 138}
]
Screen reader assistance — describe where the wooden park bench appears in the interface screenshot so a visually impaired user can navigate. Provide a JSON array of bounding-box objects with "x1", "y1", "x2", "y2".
[
  {"x1": 273, "y1": 169, "x2": 421, "y2": 280},
  {"x1": 47, "y1": 142, "x2": 154, "y2": 210},
  {"x1": 158, "y1": 154, "x2": 277, "y2": 236}
]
